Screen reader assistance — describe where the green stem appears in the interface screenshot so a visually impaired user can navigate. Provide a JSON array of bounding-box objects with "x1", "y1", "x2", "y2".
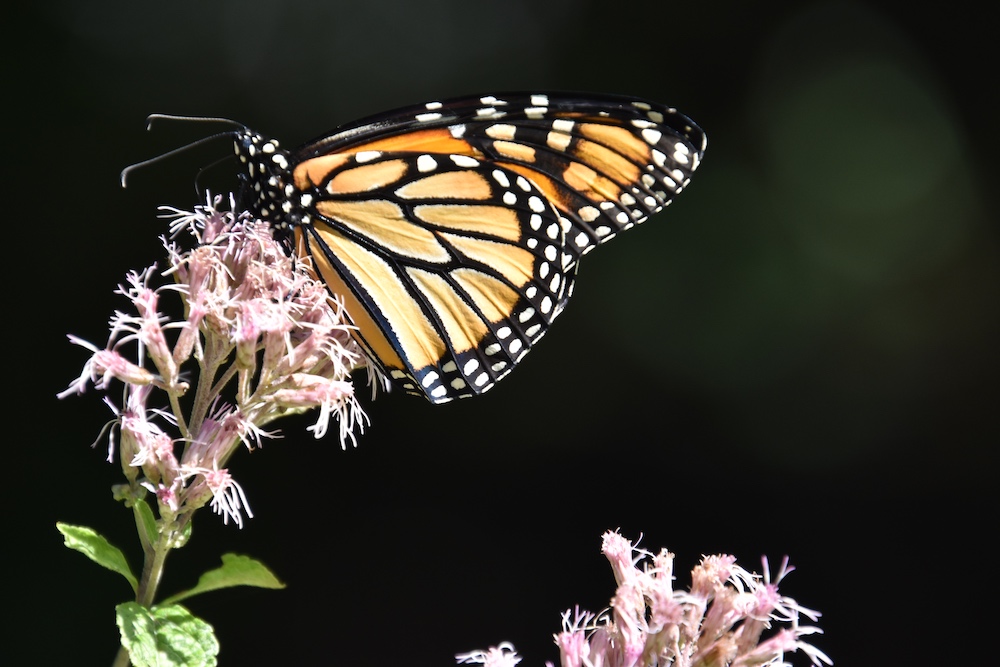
[
  {"x1": 136, "y1": 535, "x2": 171, "y2": 607},
  {"x1": 111, "y1": 519, "x2": 175, "y2": 667}
]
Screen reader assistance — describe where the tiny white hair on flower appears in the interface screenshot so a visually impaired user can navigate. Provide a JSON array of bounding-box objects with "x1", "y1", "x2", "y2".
[{"x1": 456, "y1": 642, "x2": 522, "y2": 667}]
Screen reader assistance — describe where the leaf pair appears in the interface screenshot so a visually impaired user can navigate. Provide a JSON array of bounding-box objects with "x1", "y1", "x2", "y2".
[{"x1": 58, "y1": 523, "x2": 285, "y2": 667}]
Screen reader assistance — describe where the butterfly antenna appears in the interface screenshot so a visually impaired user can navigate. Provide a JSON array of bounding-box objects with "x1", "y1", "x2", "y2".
[
  {"x1": 144, "y1": 113, "x2": 246, "y2": 129},
  {"x1": 120, "y1": 114, "x2": 246, "y2": 187},
  {"x1": 193, "y1": 155, "x2": 237, "y2": 199}
]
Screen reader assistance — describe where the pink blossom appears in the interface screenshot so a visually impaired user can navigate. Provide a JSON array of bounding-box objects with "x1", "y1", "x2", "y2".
[
  {"x1": 468, "y1": 531, "x2": 830, "y2": 667},
  {"x1": 61, "y1": 194, "x2": 375, "y2": 529}
]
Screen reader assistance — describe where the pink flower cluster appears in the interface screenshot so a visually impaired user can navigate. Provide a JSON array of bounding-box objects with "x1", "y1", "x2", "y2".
[
  {"x1": 60, "y1": 195, "x2": 376, "y2": 527},
  {"x1": 460, "y1": 531, "x2": 830, "y2": 667}
]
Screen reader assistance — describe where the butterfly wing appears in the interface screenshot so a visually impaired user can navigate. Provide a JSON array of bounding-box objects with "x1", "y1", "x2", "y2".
[
  {"x1": 274, "y1": 93, "x2": 706, "y2": 402},
  {"x1": 294, "y1": 150, "x2": 570, "y2": 402}
]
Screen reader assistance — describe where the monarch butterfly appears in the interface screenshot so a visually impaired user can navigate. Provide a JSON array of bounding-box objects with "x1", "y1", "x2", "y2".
[{"x1": 135, "y1": 92, "x2": 706, "y2": 403}]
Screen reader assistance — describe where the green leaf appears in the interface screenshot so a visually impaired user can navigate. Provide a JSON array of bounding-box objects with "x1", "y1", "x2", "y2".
[
  {"x1": 159, "y1": 553, "x2": 285, "y2": 605},
  {"x1": 117, "y1": 602, "x2": 218, "y2": 667},
  {"x1": 135, "y1": 499, "x2": 159, "y2": 549},
  {"x1": 56, "y1": 522, "x2": 138, "y2": 593}
]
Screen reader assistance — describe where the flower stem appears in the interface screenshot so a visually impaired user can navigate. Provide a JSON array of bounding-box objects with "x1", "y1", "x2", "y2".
[
  {"x1": 136, "y1": 535, "x2": 171, "y2": 607},
  {"x1": 109, "y1": 516, "x2": 175, "y2": 667}
]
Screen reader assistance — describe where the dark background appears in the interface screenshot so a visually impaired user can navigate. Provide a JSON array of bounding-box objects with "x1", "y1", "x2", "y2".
[{"x1": 8, "y1": 1, "x2": 996, "y2": 665}]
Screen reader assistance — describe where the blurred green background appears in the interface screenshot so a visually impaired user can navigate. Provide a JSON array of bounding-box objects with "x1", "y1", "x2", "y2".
[{"x1": 7, "y1": 1, "x2": 995, "y2": 665}]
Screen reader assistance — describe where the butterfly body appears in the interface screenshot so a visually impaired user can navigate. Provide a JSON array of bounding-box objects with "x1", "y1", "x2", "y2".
[{"x1": 233, "y1": 92, "x2": 705, "y2": 403}]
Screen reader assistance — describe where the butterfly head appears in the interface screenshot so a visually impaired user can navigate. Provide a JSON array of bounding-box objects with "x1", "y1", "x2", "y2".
[{"x1": 234, "y1": 129, "x2": 300, "y2": 235}]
